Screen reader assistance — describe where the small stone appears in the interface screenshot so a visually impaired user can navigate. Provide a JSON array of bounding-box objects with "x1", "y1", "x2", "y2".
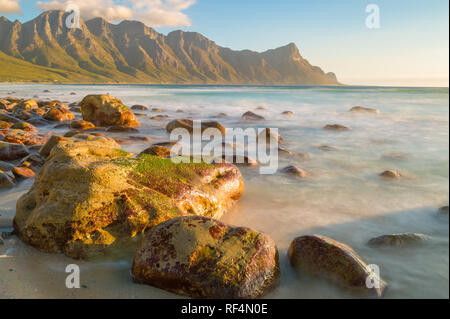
[
  {"x1": 323, "y1": 124, "x2": 349, "y2": 131},
  {"x1": 281, "y1": 165, "x2": 308, "y2": 178},
  {"x1": 11, "y1": 121, "x2": 37, "y2": 132},
  {"x1": 106, "y1": 125, "x2": 139, "y2": 133},
  {"x1": 140, "y1": 145, "x2": 172, "y2": 157},
  {"x1": 0, "y1": 170, "x2": 15, "y2": 189},
  {"x1": 242, "y1": 111, "x2": 265, "y2": 121},
  {"x1": 152, "y1": 108, "x2": 163, "y2": 112},
  {"x1": 70, "y1": 120, "x2": 96, "y2": 130},
  {"x1": 281, "y1": 111, "x2": 294, "y2": 116},
  {"x1": 380, "y1": 170, "x2": 402, "y2": 179},
  {"x1": 12, "y1": 166, "x2": 35, "y2": 179},
  {"x1": 131, "y1": 105, "x2": 148, "y2": 111},
  {"x1": 349, "y1": 106, "x2": 380, "y2": 114}
]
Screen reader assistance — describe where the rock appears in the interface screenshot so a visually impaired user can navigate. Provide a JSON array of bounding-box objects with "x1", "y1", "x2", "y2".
[
  {"x1": 0, "y1": 170, "x2": 15, "y2": 189},
  {"x1": 176, "y1": 109, "x2": 184, "y2": 113},
  {"x1": 0, "y1": 113, "x2": 20, "y2": 124},
  {"x1": 131, "y1": 105, "x2": 148, "y2": 111},
  {"x1": 256, "y1": 106, "x2": 267, "y2": 110},
  {"x1": 242, "y1": 111, "x2": 265, "y2": 121},
  {"x1": 318, "y1": 145, "x2": 337, "y2": 152},
  {"x1": 349, "y1": 106, "x2": 380, "y2": 114},
  {"x1": 0, "y1": 142, "x2": 30, "y2": 161},
  {"x1": 12, "y1": 166, "x2": 35, "y2": 179},
  {"x1": 11, "y1": 121, "x2": 37, "y2": 132},
  {"x1": 14, "y1": 140, "x2": 244, "y2": 259},
  {"x1": 150, "y1": 115, "x2": 168, "y2": 120},
  {"x1": 12, "y1": 99, "x2": 39, "y2": 113},
  {"x1": 0, "y1": 160, "x2": 15, "y2": 171},
  {"x1": 166, "y1": 119, "x2": 226, "y2": 134},
  {"x1": 3, "y1": 130, "x2": 46, "y2": 146},
  {"x1": 70, "y1": 92, "x2": 77, "y2": 95},
  {"x1": 38, "y1": 135, "x2": 69, "y2": 158},
  {"x1": 72, "y1": 133, "x2": 121, "y2": 146},
  {"x1": 281, "y1": 111, "x2": 294, "y2": 116},
  {"x1": 0, "y1": 99, "x2": 13, "y2": 110},
  {"x1": 106, "y1": 125, "x2": 139, "y2": 133},
  {"x1": 0, "y1": 237, "x2": 3, "y2": 245},
  {"x1": 140, "y1": 145, "x2": 172, "y2": 158},
  {"x1": 43, "y1": 106, "x2": 75, "y2": 122},
  {"x1": 80, "y1": 95, "x2": 140, "y2": 127},
  {"x1": 152, "y1": 108, "x2": 163, "y2": 112},
  {"x1": 70, "y1": 106, "x2": 81, "y2": 113},
  {"x1": 19, "y1": 154, "x2": 45, "y2": 172},
  {"x1": 132, "y1": 216, "x2": 279, "y2": 298},
  {"x1": 70, "y1": 120, "x2": 96, "y2": 130},
  {"x1": 368, "y1": 233, "x2": 431, "y2": 247},
  {"x1": 129, "y1": 136, "x2": 152, "y2": 142},
  {"x1": 323, "y1": 124, "x2": 349, "y2": 131},
  {"x1": 258, "y1": 128, "x2": 285, "y2": 145},
  {"x1": 281, "y1": 166, "x2": 308, "y2": 178},
  {"x1": 379, "y1": 170, "x2": 402, "y2": 179},
  {"x1": 221, "y1": 155, "x2": 258, "y2": 167},
  {"x1": 288, "y1": 235, "x2": 387, "y2": 297},
  {"x1": 0, "y1": 121, "x2": 13, "y2": 129},
  {"x1": 216, "y1": 113, "x2": 227, "y2": 118},
  {"x1": 438, "y1": 206, "x2": 449, "y2": 215},
  {"x1": 134, "y1": 113, "x2": 147, "y2": 117}
]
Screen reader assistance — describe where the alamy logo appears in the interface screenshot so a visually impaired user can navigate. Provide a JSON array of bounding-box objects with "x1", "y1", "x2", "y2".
[
  {"x1": 65, "y1": 264, "x2": 80, "y2": 288},
  {"x1": 366, "y1": 4, "x2": 381, "y2": 29},
  {"x1": 365, "y1": 264, "x2": 381, "y2": 289},
  {"x1": 65, "y1": 4, "x2": 80, "y2": 29},
  {"x1": 169, "y1": 121, "x2": 279, "y2": 175}
]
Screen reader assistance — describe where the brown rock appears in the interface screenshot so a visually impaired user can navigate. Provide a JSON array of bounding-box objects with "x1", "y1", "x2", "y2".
[
  {"x1": 288, "y1": 235, "x2": 387, "y2": 297},
  {"x1": 349, "y1": 106, "x2": 380, "y2": 114},
  {"x1": 38, "y1": 135, "x2": 69, "y2": 158},
  {"x1": 368, "y1": 233, "x2": 431, "y2": 247},
  {"x1": 106, "y1": 125, "x2": 139, "y2": 133},
  {"x1": 131, "y1": 105, "x2": 148, "y2": 111},
  {"x1": 11, "y1": 121, "x2": 37, "y2": 132},
  {"x1": 242, "y1": 111, "x2": 265, "y2": 121},
  {"x1": 12, "y1": 166, "x2": 35, "y2": 179},
  {"x1": 281, "y1": 165, "x2": 308, "y2": 178},
  {"x1": 3, "y1": 130, "x2": 46, "y2": 146},
  {"x1": 166, "y1": 119, "x2": 226, "y2": 134},
  {"x1": 379, "y1": 170, "x2": 402, "y2": 179},
  {"x1": 140, "y1": 145, "x2": 172, "y2": 157},
  {"x1": 0, "y1": 141, "x2": 30, "y2": 161},
  {"x1": 0, "y1": 170, "x2": 15, "y2": 189},
  {"x1": 70, "y1": 120, "x2": 96, "y2": 130},
  {"x1": 132, "y1": 216, "x2": 279, "y2": 298},
  {"x1": 258, "y1": 128, "x2": 285, "y2": 145},
  {"x1": 80, "y1": 95, "x2": 140, "y2": 127},
  {"x1": 323, "y1": 124, "x2": 349, "y2": 131},
  {"x1": 281, "y1": 111, "x2": 294, "y2": 116},
  {"x1": 0, "y1": 121, "x2": 13, "y2": 129},
  {"x1": 44, "y1": 107, "x2": 75, "y2": 122}
]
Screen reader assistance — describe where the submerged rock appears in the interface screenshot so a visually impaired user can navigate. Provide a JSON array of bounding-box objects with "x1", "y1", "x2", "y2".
[
  {"x1": 438, "y1": 206, "x2": 449, "y2": 215},
  {"x1": 106, "y1": 125, "x2": 139, "y2": 133},
  {"x1": 323, "y1": 124, "x2": 349, "y2": 131},
  {"x1": 132, "y1": 216, "x2": 279, "y2": 298},
  {"x1": 281, "y1": 165, "x2": 309, "y2": 178},
  {"x1": 80, "y1": 95, "x2": 140, "y2": 127},
  {"x1": 368, "y1": 233, "x2": 431, "y2": 247},
  {"x1": 349, "y1": 106, "x2": 380, "y2": 114},
  {"x1": 288, "y1": 235, "x2": 387, "y2": 297},
  {"x1": 0, "y1": 170, "x2": 15, "y2": 189},
  {"x1": 0, "y1": 141, "x2": 30, "y2": 161},
  {"x1": 14, "y1": 140, "x2": 244, "y2": 259},
  {"x1": 379, "y1": 170, "x2": 402, "y2": 179},
  {"x1": 131, "y1": 105, "x2": 148, "y2": 111},
  {"x1": 281, "y1": 111, "x2": 294, "y2": 116},
  {"x1": 258, "y1": 128, "x2": 285, "y2": 145},
  {"x1": 166, "y1": 119, "x2": 226, "y2": 134},
  {"x1": 242, "y1": 111, "x2": 265, "y2": 121}
]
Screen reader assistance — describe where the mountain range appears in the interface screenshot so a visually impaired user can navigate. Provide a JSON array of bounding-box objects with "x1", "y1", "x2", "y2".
[{"x1": 0, "y1": 10, "x2": 339, "y2": 85}]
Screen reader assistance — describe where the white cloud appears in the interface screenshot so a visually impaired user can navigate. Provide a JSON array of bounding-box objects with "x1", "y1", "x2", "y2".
[
  {"x1": 0, "y1": 0, "x2": 21, "y2": 14},
  {"x1": 36, "y1": 0, "x2": 196, "y2": 27}
]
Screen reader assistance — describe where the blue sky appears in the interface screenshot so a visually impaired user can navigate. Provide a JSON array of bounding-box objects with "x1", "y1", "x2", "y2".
[{"x1": 1, "y1": 0, "x2": 449, "y2": 86}]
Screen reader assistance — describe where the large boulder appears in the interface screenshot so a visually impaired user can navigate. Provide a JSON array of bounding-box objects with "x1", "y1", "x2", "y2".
[
  {"x1": 132, "y1": 216, "x2": 279, "y2": 298},
  {"x1": 80, "y1": 95, "x2": 140, "y2": 127},
  {"x1": 288, "y1": 235, "x2": 387, "y2": 297},
  {"x1": 14, "y1": 140, "x2": 244, "y2": 259}
]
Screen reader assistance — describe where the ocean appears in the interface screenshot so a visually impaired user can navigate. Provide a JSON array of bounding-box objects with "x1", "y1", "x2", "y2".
[{"x1": 0, "y1": 84, "x2": 448, "y2": 298}]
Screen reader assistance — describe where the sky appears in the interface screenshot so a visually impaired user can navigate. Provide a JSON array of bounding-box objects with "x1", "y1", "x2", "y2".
[{"x1": 0, "y1": 0, "x2": 448, "y2": 87}]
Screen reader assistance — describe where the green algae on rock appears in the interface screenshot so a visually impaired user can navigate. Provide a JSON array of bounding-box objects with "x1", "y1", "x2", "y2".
[
  {"x1": 132, "y1": 216, "x2": 279, "y2": 298},
  {"x1": 14, "y1": 140, "x2": 244, "y2": 259},
  {"x1": 288, "y1": 234, "x2": 387, "y2": 298}
]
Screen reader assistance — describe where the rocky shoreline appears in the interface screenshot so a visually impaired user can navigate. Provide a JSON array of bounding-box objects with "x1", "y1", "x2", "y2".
[{"x1": 1, "y1": 93, "x2": 447, "y2": 298}]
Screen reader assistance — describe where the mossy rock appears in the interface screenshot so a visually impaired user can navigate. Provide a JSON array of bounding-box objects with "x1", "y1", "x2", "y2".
[
  {"x1": 80, "y1": 95, "x2": 140, "y2": 127},
  {"x1": 14, "y1": 140, "x2": 244, "y2": 259},
  {"x1": 132, "y1": 216, "x2": 279, "y2": 298},
  {"x1": 288, "y1": 235, "x2": 387, "y2": 297}
]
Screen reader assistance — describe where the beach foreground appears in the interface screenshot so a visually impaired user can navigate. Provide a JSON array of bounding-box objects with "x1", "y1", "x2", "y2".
[{"x1": 0, "y1": 84, "x2": 448, "y2": 299}]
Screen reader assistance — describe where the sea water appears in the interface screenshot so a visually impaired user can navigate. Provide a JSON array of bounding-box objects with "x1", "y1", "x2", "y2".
[{"x1": 0, "y1": 84, "x2": 448, "y2": 298}]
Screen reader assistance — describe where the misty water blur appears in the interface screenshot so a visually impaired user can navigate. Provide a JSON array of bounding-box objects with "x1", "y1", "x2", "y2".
[{"x1": 0, "y1": 84, "x2": 448, "y2": 298}]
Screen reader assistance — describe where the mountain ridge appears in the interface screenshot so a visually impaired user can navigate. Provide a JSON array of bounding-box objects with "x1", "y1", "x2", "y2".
[{"x1": 0, "y1": 10, "x2": 340, "y2": 85}]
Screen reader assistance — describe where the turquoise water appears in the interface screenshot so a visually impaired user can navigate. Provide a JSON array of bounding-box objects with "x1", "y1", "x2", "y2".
[{"x1": 0, "y1": 84, "x2": 448, "y2": 298}]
